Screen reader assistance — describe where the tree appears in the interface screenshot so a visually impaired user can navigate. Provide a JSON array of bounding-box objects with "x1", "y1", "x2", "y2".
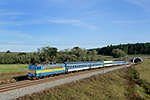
[
  {"x1": 111, "y1": 48, "x2": 125, "y2": 58},
  {"x1": 6, "y1": 50, "x2": 11, "y2": 53},
  {"x1": 71, "y1": 47, "x2": 87, "y2": 61},
  {"x1": 37, "y1": 46, "x2": 58, "y2": 62},
  {"x1": 18, "y1": 52, "x2": 26, "y2": 55},
  {"x1": 91, "y1": 50, "x2": 98, "y2": 61}
]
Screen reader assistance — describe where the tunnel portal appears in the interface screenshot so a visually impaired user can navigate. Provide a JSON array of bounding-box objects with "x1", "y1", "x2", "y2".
[{"x1": 132, "y1": 57, "x2": 143, "y2": 63}]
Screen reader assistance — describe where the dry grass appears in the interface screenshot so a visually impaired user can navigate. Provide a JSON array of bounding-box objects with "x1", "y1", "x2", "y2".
[
  {"x1": 0, "y1": 70, "x2": 27, "y2": 84},
  {"x1": 135, "y1": 60, "x2": 150, "y2": 83},
  {"x1": 0, "y1": 64, "x2": 28, "y2": 83},
  {"x1": 15, "y1": 68, "x2": 133, "y2": 100}
]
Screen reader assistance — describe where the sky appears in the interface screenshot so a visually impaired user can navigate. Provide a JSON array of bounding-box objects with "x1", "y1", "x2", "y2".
[{"x1": 0, "y1": 0, "x2": 150, "y2": 52}]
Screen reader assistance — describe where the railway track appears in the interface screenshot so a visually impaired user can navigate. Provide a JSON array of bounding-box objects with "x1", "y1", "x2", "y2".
[{"x1": 0, "y1": 64, "x2": 130, "y2": 93}]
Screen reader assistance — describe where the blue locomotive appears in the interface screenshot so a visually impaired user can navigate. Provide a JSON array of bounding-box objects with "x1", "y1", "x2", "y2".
[{"x1": 28, "y1": 61, "x2": 129, "y2": 79}]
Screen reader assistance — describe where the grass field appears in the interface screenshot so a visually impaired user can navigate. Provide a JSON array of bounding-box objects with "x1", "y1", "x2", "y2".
[
  {"x1": 128, "y1": 54, "x2": 150, "y2": 58},
  {"x1": 0, "y1": 64, "x2": 28, "y2": 82},
  {"x1": 14, "y1": 59, "x2": 150, "y2": 100},
  {"x1": 0, "y1": 64, "x2": 28, "y2": 73}
]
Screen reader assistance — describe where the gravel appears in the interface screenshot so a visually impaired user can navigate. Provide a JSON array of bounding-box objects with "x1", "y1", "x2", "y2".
[{"x1": 0, "y1": 65, "x2": 130, "y2": 100}]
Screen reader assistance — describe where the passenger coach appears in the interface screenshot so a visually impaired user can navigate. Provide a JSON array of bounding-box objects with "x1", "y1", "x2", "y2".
[{"x1": 27, "y1": 60, "x2": 129, "y2": 79}]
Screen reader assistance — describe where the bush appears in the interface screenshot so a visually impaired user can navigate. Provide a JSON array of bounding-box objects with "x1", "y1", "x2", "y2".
[{"x1": 111, "y1": 48, "x2": 126, "y2": 58}]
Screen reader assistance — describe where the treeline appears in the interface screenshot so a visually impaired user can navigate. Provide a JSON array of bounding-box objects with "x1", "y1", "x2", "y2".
[
  {"x1": 1, "y1": 42, "x2": 148, "y2": 64},
  {"x1": 0, "y1": 47, "x2": 102, "y2": 64},
  {"x1": 0, "y1": 53, "x2": 39, "y2": 64},
  {"x1": 89, "y1": 42, "x2": 150, "y2": 55}
]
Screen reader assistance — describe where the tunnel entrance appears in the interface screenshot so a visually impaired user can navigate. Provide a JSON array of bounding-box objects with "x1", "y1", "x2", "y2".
[{"x1": 133, "y1": 57, "x2": 143, "y2": 63}]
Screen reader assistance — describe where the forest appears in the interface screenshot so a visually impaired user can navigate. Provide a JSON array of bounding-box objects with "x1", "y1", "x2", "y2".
[
  {"x1": 0, "y1": 47, "x2": 101, "y2": 64},
  {"x1": 0, "y1": 42, "x2": 149, "y2": 64},
  {"x1": 89, "y1": 42, "x2": 150, "y2": 55}
]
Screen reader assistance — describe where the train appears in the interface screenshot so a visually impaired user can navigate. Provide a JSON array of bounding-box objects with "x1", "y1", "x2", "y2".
[{"x1": 27, "y1": 61, "x2": 129, "y2": 79}]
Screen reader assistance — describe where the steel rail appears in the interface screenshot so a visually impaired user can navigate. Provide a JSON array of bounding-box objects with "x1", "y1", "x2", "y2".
[{"x1": 0, "y1": 64, "x2": 130, "y2": 93}]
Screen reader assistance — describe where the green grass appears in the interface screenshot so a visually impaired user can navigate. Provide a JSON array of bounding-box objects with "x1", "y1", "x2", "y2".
[
  {"x1": 0, "y1": 64, "x2": 28, "y2": 73},
  {"x1": 127, "y1": 54, "x2": 150, "y2": 58}
]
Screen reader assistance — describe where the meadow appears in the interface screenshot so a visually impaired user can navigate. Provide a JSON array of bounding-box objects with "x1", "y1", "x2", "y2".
[
  {"x1": 0, "y1": 64, "x2": 28, "y2": 73},
  {"x1": 0, "y1": 64, "x2": 28, "y2": 83},
  {"x1": 127, "y1": 54, "x2": 150, "y2": 57}
]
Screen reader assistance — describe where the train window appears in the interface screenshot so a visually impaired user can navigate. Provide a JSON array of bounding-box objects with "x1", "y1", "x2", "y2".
[{"x1": 37, "y1": 67, "x2": 41, "y2": 69}]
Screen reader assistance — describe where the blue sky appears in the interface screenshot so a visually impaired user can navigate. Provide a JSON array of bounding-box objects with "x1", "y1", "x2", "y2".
[{"x1": 0, "y1": 0, "x2": 150, "y2": 52}]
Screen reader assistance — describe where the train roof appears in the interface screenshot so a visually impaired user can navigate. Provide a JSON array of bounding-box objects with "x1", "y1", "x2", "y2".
[{"x1": 64, "y1": 61, "x2": 103, "y2": 65}]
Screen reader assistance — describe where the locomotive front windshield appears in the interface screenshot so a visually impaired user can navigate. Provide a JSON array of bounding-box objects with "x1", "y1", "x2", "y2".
[{"x1": 29, "y1": 66, "x2": 36, "y2": 69}]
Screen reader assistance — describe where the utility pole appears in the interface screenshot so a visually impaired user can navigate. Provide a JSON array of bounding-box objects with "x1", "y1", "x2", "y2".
[
  {"x1": 103, "y1": 53, "x2": 104, "y2": 73},
  {"x1": 110, "y1": 56, "x2": 112, "y2": 61},
  {"x1": 125, "y1": 45, "x2": 127, "y2": 67},
  {"x1": 80, "y1": 54, "x2": 81, "y2": 61},
  {"x1": 125, "y1": 56, "x2": 126, "y2": 67}
]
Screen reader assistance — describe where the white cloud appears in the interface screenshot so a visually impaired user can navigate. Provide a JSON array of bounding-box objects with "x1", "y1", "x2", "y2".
[
  {"x1": 124, "y1": 0, "x2": 150, "y2": 11},
  {"x1": 112, "y1": 20, "x2": 149, "y2": 24},
  {"x1": 0, "y1": 30, "x2": 34, "y2": 38},
  {"x1": 7, "y1": 41, "x2": 23, "y2": 45},
  {"x1": 51, "y1": 18, "x2": 99, "y2": 30},
  {"x1": 12, "y1": 33, "x2": 34, "y2": 38},
  {"x1": 39, "y1": 36, "x2": 61, "y2": 42},
  {"x1": 0, "y1": 12, "x2": 30, "y2": 16},
  {"x1": 51, "y1": 19, "x2": 84, "y2": 26},
  {"x1": 111, "y1": 20, "x2": 150, "y2": 28},
  {"x1": 0, "y1": 17, "x2": 99, "y2": 30}
]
